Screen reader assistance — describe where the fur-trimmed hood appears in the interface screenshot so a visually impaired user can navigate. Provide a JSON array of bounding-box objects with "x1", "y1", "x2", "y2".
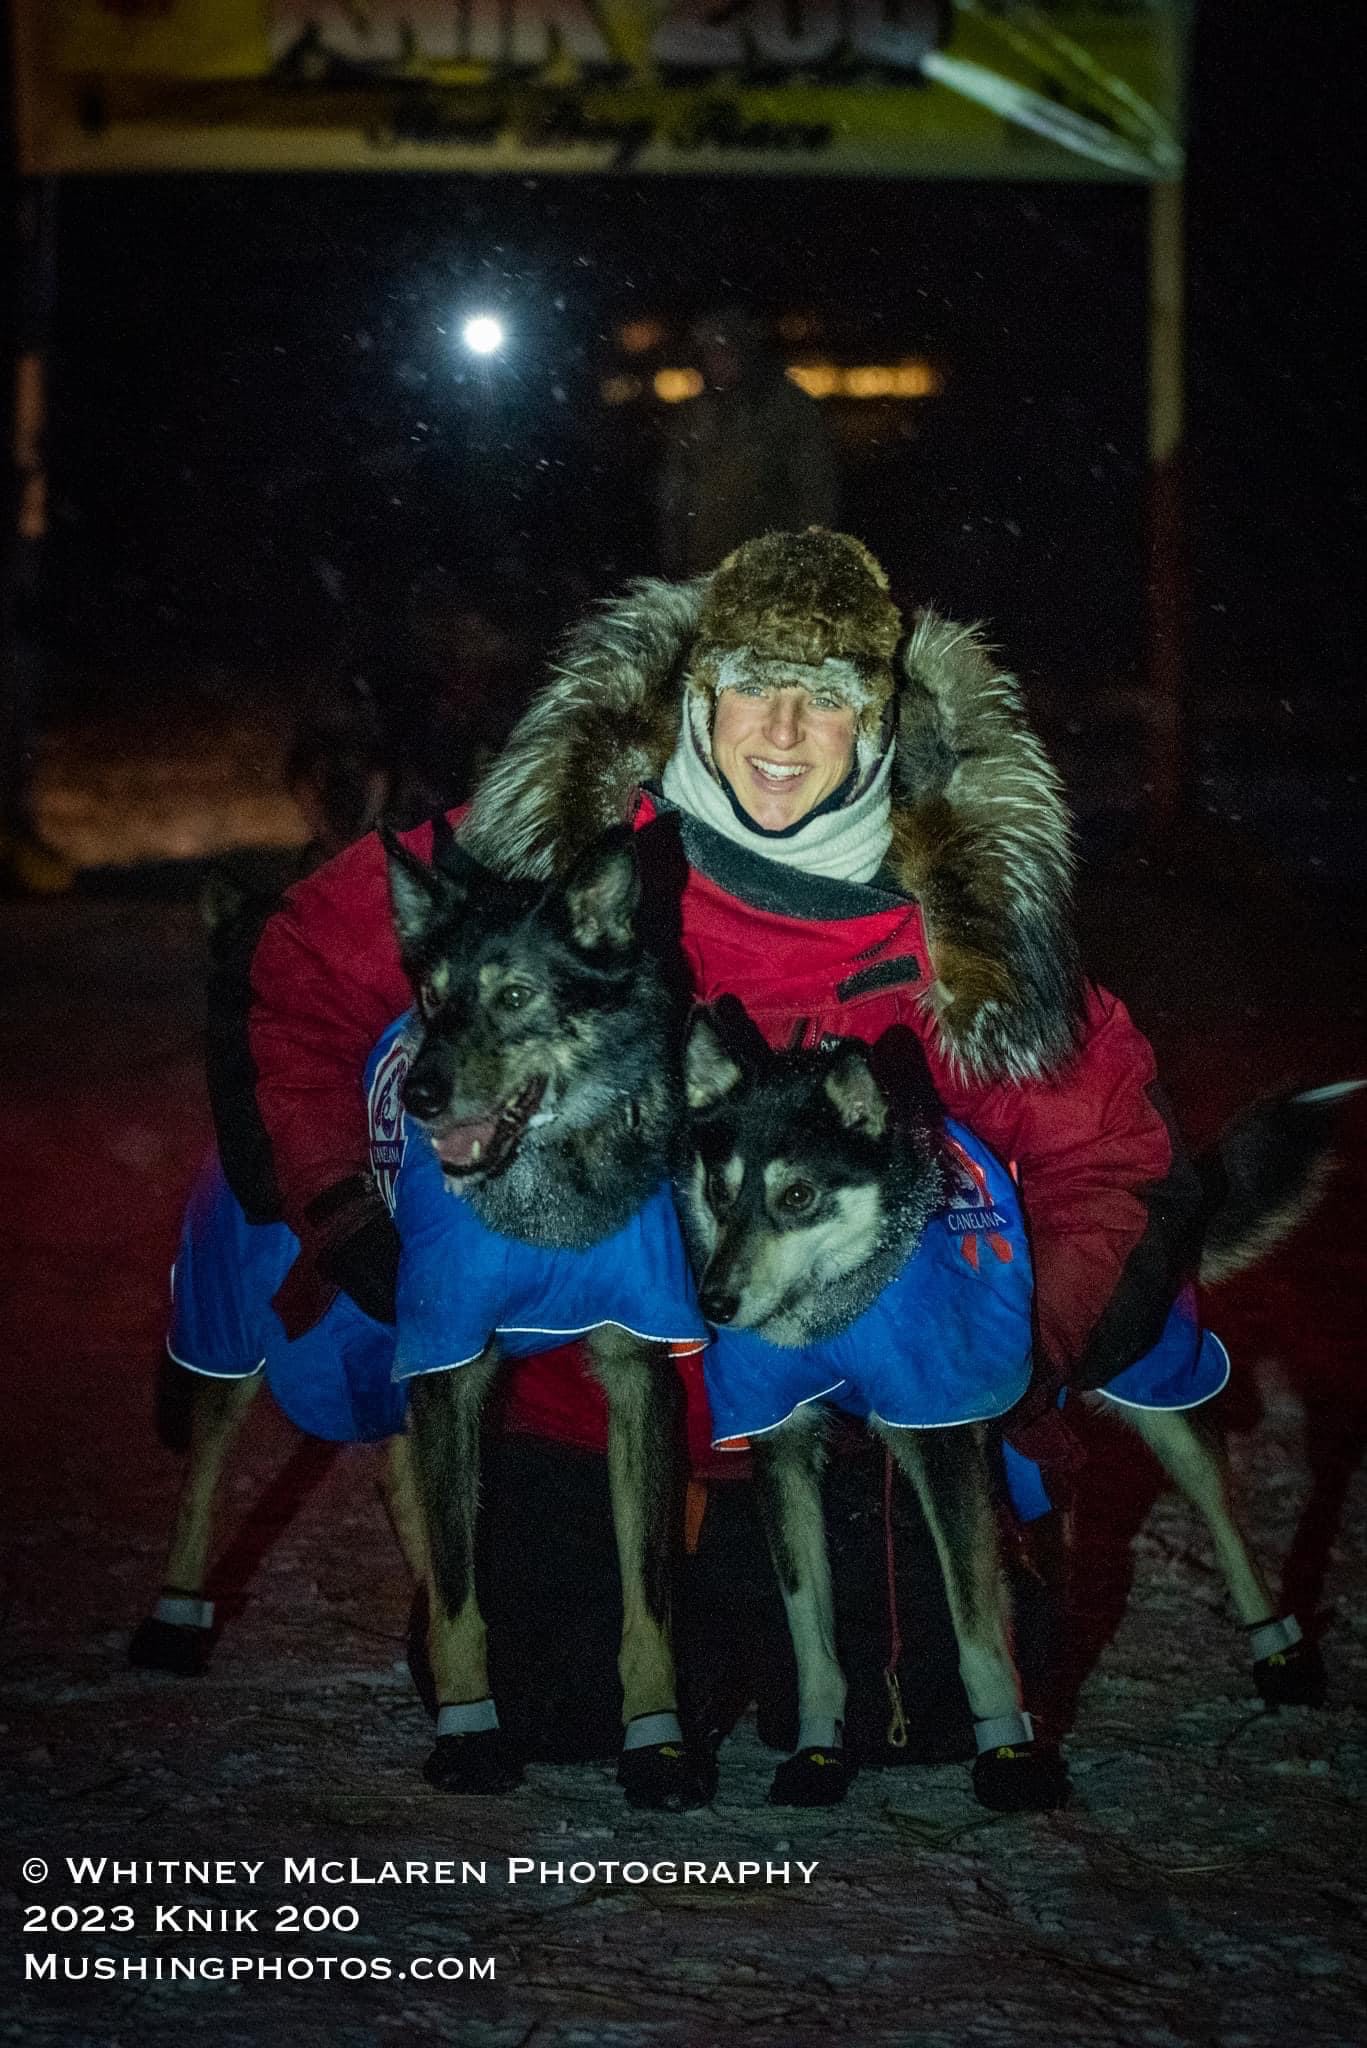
[{"x1": 461, "y1": 575, "x2": 1082, "y2": 1084}]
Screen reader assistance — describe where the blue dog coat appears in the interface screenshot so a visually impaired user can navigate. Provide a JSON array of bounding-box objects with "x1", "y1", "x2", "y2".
[
  {"x1": 167, "y1": 1151, "x2": 403, "y2": 1442},
  {"x1": 703, "y1": 1121, "x2": 1230, "y2": 1523},
  {"x1": 704, "y1": 1122, "x2": 1034, "y2": 1447},
  {"x1": 1001, "y1": 1286, "x2": 1230, "y2": 1520},
  {"x1": 391, "y1": 1118, "x2": 706, "y2": 1381},
  {"x1": 168, "y1": 1015, "x2": 705, "y2": 1442}
]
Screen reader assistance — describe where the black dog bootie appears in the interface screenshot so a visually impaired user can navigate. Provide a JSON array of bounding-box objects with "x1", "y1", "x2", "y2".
[
  {"x1": 769, "y1": 1745, "x2": 854, "y2": 1808},
  {"x1": 1249, "y1": 1617, "x2": 1327, "y2": 1708},
  {"x1": 616, "y1": 1740, "x2": 714, "y2": 1811},
  {"x1": 422, "y1": 1729, "x2": 524, "y2": 1795}
]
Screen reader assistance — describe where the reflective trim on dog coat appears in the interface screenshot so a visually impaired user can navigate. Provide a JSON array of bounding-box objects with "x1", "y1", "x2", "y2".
[
  {"x1": 392, "y1": 1092, "x2": 707, "y2": 1381},
  {"x1": 167, "y1": 1150, "x2": 401, "y2": 1442},
  {"x1": 704, "y1": 1121, "x2": 1034, "y2": 1446},
  {"x1": 1093, "y1": 1284, "x2": 1231, "y2": 1413},
  {"x1": 703, "y1": 1112, "x2": 1230, "y2": 1520},
  {"x1": 167, "y1": 1151, "x2": 285, "y2": 1386},
  {"x1": 1002, "y1": 1284, "x2": 1231, "y2": 1520},
  {"x1": 168, "y1": 1014, "x2": 705, "y2": 1442}
]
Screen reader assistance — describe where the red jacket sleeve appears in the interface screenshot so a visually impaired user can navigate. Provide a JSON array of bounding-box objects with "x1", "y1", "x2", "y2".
[
  {"x1": 933, "y1": 984, "x2": 1195, "y2": 1384},
  {"x1": 246, "y1": 815, "x2": 444, "y2": 1232}
]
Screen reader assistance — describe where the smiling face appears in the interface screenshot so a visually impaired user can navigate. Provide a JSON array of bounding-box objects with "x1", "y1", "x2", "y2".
[{"x1": 710, "y1": 674, "x2": 859, "y2": 831}]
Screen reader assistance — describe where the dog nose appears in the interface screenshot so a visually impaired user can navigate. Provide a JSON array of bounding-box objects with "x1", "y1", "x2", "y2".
[
  {"x1": 402, "y1": 1069, "x2": 448, "y2": 1120},
  {"x1": 700, "y1": 1286, "x2": 740, "y2": 1326}
]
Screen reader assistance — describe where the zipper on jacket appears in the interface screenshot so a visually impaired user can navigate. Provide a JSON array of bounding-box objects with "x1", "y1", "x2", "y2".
[{"x1": 835, "y1": 956, "x2": 923, "y2": 1005}]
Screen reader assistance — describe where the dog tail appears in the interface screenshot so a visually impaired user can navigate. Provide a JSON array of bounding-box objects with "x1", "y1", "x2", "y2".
[{"x1": 1198, "y1": 1082, "x2": 1363, "y2": 1285}]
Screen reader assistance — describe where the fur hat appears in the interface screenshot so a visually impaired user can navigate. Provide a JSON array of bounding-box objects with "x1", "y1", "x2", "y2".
[
  {"x1": 686, "y1": 529, "x2": 903, "y2": 779},
  {"x1": 462, "y1": 559, "x2": 1082, "y2": 1084}
]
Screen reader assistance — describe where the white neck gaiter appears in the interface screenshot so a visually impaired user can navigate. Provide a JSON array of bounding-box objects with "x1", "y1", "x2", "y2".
[{"x1": 660, "y1": 698, "x2": 894, "y2": 886}]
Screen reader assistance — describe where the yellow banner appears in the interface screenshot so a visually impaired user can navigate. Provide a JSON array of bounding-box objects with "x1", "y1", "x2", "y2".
[{"x1": 14, "y1": 2, "x2": 1188, "y2": 178}]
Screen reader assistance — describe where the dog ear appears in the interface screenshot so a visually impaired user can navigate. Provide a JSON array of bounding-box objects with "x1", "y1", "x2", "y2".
[
  {"x1": 823, "y1": 1042, "x2": 889, "y2": 1138},
  {"x1": 383, "y1": 827, "x2": 459, "y2": 952},
  {"x1": 557, "y1": 826, "x2": 640, "y2": 954},
  {"x1": 429, "y1": 815, "x2": 497, "y2": 894},
  {"x1": 684, "y1": 1008, "x2": 745, "y2": 1112}
]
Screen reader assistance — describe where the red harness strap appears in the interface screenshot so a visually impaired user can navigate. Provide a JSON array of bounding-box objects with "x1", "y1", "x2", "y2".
[{"x1": 882, "y1": 1448, "x2": 909, "y2": 1749}]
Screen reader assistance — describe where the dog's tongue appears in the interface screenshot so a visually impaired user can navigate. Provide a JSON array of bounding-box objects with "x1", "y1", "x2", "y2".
[
  {"x1": 428, "y1": 1077, "x2": 547, "y2": 1176},
  {"x1": 431, "y1": 1113, "x2": 503, "y2": 1172}
]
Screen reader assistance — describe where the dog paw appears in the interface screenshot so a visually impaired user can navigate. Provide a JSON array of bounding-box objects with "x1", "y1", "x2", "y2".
[
  {"x1": 1254, "y1": 1638, "x2": 1328, "y2": 1709},
  {"x1": 769, "y1": 1746, "x2": 853, "y2": 1808},
  {"x1": 972, "y1": 1743, "x2": 1070, "y2": 1813},
  {"x1": 422, "y1": 1731, "x2": 523, "y2": 1796},
  {"x1": 128, "y1": 1616, "x2": 212, "y2": 1676},
  {"x1": 616, "y1": 1742, "x2": 713, "y2": 1812}
]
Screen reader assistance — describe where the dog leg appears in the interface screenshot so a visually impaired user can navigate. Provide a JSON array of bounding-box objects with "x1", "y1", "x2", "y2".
[
  {"x1": 586, "y1": 1327, "x2": 710, "y2": 1811},
  {"x1": 375, "y1": 1432, "x2": 428, "y2": 1583},
  {"x1": 408, "y1": 1351, "x2": 520, "y2": 1793},
  {"x1": 1121, "y1": 1402, "x2": 1326, "y2": 1707},
  {"x1": 752, "y1": 1411, "x2": 852, "y2": 1808},
  {"x1": 878, "y1": 1421, "x2": 1069, "y2": 1812},
  {"x1": 130, "y1": 1369, "x2": 262, "y2": 1675}
]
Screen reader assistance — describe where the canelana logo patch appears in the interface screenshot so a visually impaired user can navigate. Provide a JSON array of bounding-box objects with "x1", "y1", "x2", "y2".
[
  {"x1": 367, "y1": 1039, "x2": 410, "y2": 1214},
  {"x1": 939, "y1": 1133, "x2": 1013, "y2": 1271}
]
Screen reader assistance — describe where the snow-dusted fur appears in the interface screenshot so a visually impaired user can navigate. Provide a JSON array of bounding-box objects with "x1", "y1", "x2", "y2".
[
  {"x1": 461, "y1": 573, "x2": 1081, "y2": 1085},
  {"x1": 461, "y1": 579, "x2": 706, "y2": 881}
]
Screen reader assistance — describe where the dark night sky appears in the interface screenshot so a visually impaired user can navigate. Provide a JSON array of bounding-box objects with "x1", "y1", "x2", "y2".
[{"x1": 37, "y1": 11, "x2": 1360, "y2": 737}]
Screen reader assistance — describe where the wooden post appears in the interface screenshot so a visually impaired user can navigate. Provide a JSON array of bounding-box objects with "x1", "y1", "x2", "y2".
[
  {"x1": 1, "y1": 174, "x2": 71, "y2": 890},
  {"x1": 1144, "y1": 177, "x2": 1186, "y2": 828}
]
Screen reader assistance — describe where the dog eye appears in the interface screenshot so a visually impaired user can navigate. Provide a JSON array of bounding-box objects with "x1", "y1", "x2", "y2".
[
  {"x1": 418, "y1": 981, "x2": 441, "y2": 1017},
  {"x1": 780, "y1": 1181, "x2": 815, "y2": 1212},
  {"x1": 498, "y1": 983, "x2": 534, "y2": 1012},
  {"x1": 706, "y1": 1172, "x2": 733, "y2": 1210}
]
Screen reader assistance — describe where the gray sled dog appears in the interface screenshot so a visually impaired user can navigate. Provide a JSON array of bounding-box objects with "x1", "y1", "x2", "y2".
[
  {"x1": 678, "y1": 1005, "x2": 1346, "y2": 1813},
  {"x1": 385, "y1": 821, "x2": 710, "y2": 1811}
]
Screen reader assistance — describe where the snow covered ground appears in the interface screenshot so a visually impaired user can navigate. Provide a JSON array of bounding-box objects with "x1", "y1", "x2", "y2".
[{"x1": 2, "y1": 736, "x2": 1364, "y2": 2046}]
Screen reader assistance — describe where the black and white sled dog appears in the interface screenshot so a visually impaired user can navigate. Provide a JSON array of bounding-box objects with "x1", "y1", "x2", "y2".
[
  {"x1": 678, "y1": 1005, "x2": 1347, "y2": 1813},
  {"x1": 385, "y1": 821, "x2": 710, "y2": 1811}
]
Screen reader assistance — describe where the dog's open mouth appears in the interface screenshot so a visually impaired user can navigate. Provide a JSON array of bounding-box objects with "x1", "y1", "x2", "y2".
[{"x1": 429, "y1": 1077, "x2": 547, "y2": 1178}]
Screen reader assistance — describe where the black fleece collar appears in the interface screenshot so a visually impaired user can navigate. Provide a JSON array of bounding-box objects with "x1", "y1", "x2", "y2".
[
  {"x1": 715, "y1": 762, "x2": 860, "y2": 841},
  {"x1": 646, "y1": 784, "x2": 909, "y2": 923}
]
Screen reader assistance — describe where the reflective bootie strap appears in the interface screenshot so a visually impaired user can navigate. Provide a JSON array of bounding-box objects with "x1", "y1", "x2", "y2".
[
  {"x1": 974, "y1": 1711, "x2": 1035, "y2": 1754},
  {"x1": 1247, "y1": 1615, "x2": 1302, "y2": 1662},
  {"x1": 436, "y1": 1698, "x2": 500, "y2": 1738},
  {"x1": 155, "y1": 1594, "x2": 214, "y2": 1630},
  {"x1": 623, "y1": 1712, "x2": 683, "y2": 1751}
]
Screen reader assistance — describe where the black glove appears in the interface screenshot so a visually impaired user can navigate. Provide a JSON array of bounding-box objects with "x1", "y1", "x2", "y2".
[
  {"x1": 319, "y1": 1204, "x2": 401, "y2": 1326},
  {"x1": 273, "y1": 1176, "x2": 400, "y2": 1337}
]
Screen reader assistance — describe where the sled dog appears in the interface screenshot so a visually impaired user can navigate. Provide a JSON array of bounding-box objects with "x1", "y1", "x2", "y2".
[
  {"x1": 678, "y1": 1005, "x2": 1344, "y2": 1811},
  {"x1": 384, "y1": 822, "x2": 708, "y2": 1809},
  {"x1": 135, "y1": 825, "x2": 706, "y2": 1814}
]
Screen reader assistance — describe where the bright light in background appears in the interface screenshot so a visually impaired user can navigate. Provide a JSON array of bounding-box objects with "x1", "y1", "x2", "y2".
[
  {"x1": 619, "y1": 318, "x2": 666, "y2": 355},
  {"x1": 461, "y1": 315, "x2": 505, "y2": 356},
  {"x1": 654, "y1": 368, "x2": 704, "y2": 403},
  {"x1": 630, "y1": 360, "x2": 943, "y2": 405}
]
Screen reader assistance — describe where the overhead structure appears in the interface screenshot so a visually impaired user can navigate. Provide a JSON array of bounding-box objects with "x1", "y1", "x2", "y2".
[
  {"x1": 13, "y1": 2, "x2": 1185, "y2": 180},
  {"x1": 6, "y1": 1, "x2": 1193, "y2": 819}
]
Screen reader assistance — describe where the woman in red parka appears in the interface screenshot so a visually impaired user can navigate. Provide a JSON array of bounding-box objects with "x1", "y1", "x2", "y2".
[{"x1": 210, "y1": 530, "x2": 1208, "y2": 1770}]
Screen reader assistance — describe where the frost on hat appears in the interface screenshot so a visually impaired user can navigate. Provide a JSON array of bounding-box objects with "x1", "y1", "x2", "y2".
[
  {"x1": 690, "y1": 528, "x2": 902, "y2": 733},
  {"x1": 683, "y1": 530, "x2": 903, "y2": 787}
]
